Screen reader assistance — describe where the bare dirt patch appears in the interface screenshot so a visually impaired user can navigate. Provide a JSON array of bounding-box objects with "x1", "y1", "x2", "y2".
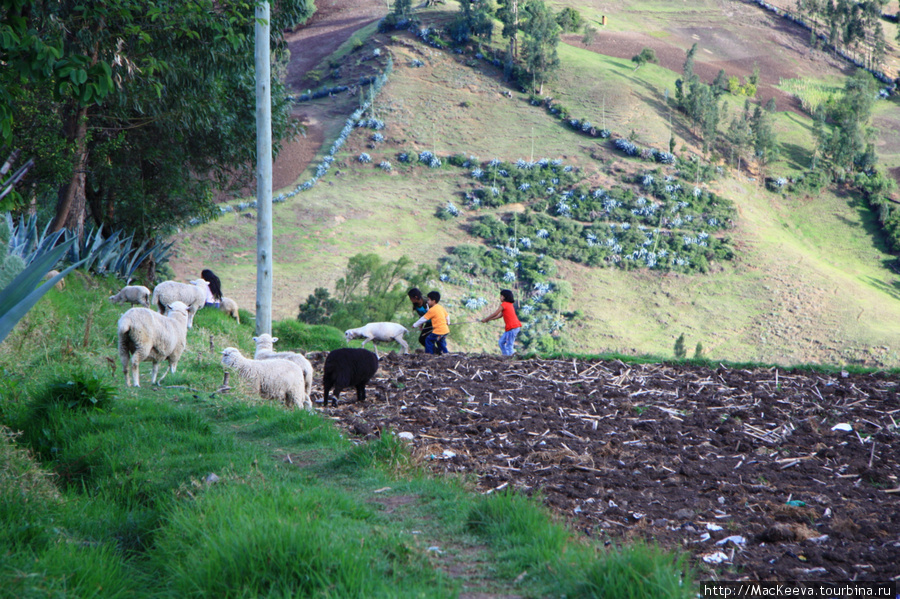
[
  {"x1": 308, "y1": 351, "x2": 900, "y2": 582},
  {"x1": 572, "y1": 1, "x2": 854, "y2": 118}
]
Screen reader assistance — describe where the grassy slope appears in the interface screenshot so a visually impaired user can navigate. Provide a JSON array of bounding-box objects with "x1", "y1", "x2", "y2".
[
  {"x1": 171, "y1": 1, "x2": 900, "y2": 367},
  {"x1": 0, "y1": 278, "x2": 696, "y2": 597}
]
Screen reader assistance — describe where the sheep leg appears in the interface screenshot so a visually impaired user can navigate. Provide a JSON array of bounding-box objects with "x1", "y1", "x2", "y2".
[
  {"x1": 396, "y1": 335, "x2": 409, "y2": 354},
  {"x1": 150, "y1": 361, "x2": 161, "y2": 385},
  {"x1": 355, "y1": 383, "x2": 367, "y2": 403},
  {"x1": 121, "y1": 353, "x2": 132, "y2": 387},
  {"x1": 129, "y1": 356, "x2": 141, "y2": 387}
]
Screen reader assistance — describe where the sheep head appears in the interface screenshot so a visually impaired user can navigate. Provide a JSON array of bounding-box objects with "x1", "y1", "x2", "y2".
[
  {"x1": 253, "y1": 333, "x2": 278, "y2": 346},
  {"x1": 221, "y1": 347, "x2": 242, "y2": 366},
  {"x1": 344, "y1": 329, "x2": 363, "y2": 341},
  {"x1": 164, "y1": 301, "x2": 190, "y2": 319}
]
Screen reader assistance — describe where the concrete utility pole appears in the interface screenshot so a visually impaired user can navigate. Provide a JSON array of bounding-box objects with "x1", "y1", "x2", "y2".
[{"x1": 255, "y1": 1, "x2": 273, "y2": 335}]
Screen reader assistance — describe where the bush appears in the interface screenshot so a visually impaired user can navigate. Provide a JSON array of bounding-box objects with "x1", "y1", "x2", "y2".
[{"x1": 273, "y1": 320, "x2": 345, "y2": 352}]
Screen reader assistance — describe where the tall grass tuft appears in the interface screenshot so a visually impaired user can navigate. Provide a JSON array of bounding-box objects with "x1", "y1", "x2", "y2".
[
  {"x1": 338, "y1": 430, "x2": 416, "y2": 474},
  {"x1": 560, "y1": 541, "x2": 696, "y2": 599},
  {"x1": 467, "y1": 490, "x2": 696, "y2": 598},
  {"x1": 152, "y1": 484, "x2": 452, "y2": 598},
  {"x1": 0, "y1": 426, "x2": 61, "y2": 549},
  {"x1": 466, "y1": 489, "x2": 569, "y2": 575}
]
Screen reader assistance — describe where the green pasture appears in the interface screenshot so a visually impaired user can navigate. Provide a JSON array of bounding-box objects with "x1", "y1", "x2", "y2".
[{"x1": 0, "y1": 277, "x2": 698, "y2": 597}]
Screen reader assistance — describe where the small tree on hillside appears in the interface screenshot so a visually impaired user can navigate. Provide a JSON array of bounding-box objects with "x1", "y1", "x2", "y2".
[
  {"x1": 520, "y1": 0, "x2": 561, "y2": 94},
  {"x1": 631, "y1": 48, "x2": 658, "y2": 71},
  {"x1": 449, "y1": 0, "x2": 494, "y2": 43}
]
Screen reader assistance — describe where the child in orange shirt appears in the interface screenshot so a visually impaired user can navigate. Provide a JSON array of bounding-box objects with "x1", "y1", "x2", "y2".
[
  {"x1": 412, "y1": 291, "x2": 449, "y2": 355},
  {"x1": 481, "y1": 289, "x2": 521, "y2": 356}
]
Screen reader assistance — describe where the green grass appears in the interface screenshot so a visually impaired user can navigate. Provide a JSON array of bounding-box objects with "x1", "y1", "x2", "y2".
[
  {"x1": 0, "y1": 277, "x2": 699, "y2": 597},
  {"x1": 777, "y1": 77, "x2": 841, "y2": 114}
]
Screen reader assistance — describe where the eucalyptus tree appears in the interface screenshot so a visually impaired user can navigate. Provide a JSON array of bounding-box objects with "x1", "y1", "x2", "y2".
[
  {"x1": 750, "y1": 101, "x2": 778, "y2": 170},
  {"x1": 497, "y1": 0, "x2": 520, "y2": 60},
  {"x1": 1, "y1": 0, "x2": 312, "y2": 242},
  {"x1": 520, "y1": 0, "x2": 560, "y2": 94},
  {"x1": 725, "y1": 101, "x2": 753, "y2": 171},
  {"x1": 449, "y1": 0, "x2": 494, "y2": 44},
  {"x1": 813, "y1": 69, "x2": 878, "y2": 178}
]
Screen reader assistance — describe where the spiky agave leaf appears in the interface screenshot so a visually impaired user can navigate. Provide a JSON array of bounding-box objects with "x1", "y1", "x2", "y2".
[{"x1": 0, "y1": 237, "x2": 84, "y2": 344}]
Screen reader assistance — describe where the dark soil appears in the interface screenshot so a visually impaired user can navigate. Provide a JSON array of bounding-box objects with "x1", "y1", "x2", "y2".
[{"x1": 307, "y1": 351, "x2": 900, "y2": 582}]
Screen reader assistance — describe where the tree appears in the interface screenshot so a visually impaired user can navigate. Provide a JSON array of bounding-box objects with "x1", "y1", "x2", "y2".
[
  {"x1": 675, "y1": 43, "x2": 698, "y2": 107},
  {"x1": 813, "y1": 69, "x2": 878, "y2": 177},
  {"x1": 631, "y1": 48, "x2": 658, "y2": 71},
  {"x1": 751, "y1": 102, "x2": 778, "y2": 168},
  {"x1": 520, "y1": 0, "x2": 561, "y2": 94},
  {"x1": 556, "y1": 7, "x2": 583, "y2": 32},
  {"x1": 391, "y1": 0, "x2": 413, "y2": 19},
  {"x1": 674, "y1": 334, "x2": 687, "y2": 359},
  {"x1": 712, "y1": 69, "x2": 728, "y2": 96},
  {"x1": 497, "y1": 0, "x2": 520, "y2": 60},
  {"x1": 449, "y1": 0, "x2": 494, "y2": 43},
  {"x1": 300, "y1": 254, "x2": 435, "y2": 331},
  {"x1": 726, "y1": 101, "x2": 753, "y2": 171},
  {"x1": 2, "y1": 0, "x2": 312, "y2": 242}
]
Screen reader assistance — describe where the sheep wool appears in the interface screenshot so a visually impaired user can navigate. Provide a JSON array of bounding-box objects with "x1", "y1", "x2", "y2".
[
  {"x1": 252, "y1": 333, "x2": 314, "y2": 403},
  {"x1": 221, "y1": 347, "x2": 311, "y2": 410},
  {"x1": 151, "y1": 279, "x2": 209, "y2": 328},
  {"x1": 109, "y1": 285, "x2": 152, "y2": 308},
  {"x1": 117, "y1": 301, "x2": 190, "y2": 387},
  {"x1": 323, "y1": 348, "x2": 379, "y2": 407},
  {"x1": 219, "y1": 297, "x2": 240, "y2": 323},
  {"x1": 344, "y1": 322, "x2": 409, "y2": 357}
]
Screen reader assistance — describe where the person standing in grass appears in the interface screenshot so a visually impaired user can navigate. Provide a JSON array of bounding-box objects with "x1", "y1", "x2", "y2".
[
  {"x1": 481, "y1": 289, "x2": 521, "y2": 356},
  {"x1": 407, "y1": 287, "x2": 433, "y2": 351},
  {"x1": 412, "y1": 291, "x2": 449, "y2": 355}
]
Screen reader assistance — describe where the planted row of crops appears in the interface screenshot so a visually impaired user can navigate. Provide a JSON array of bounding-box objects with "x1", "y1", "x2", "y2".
[{"x1": 390, "y1": 154, "x2": 736, "y2": 274}]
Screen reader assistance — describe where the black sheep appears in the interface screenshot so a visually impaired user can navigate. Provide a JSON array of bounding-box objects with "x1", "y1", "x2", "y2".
[{"x1": 322, "y1": 348, "x2": 379, "y2": 407}]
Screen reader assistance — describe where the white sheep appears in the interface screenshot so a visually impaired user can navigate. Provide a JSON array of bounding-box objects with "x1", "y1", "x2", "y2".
[
  {"x1": 219, "y1": 296, "x2": 240, "y2": 323},
  {"x1": 109, "y1": 285, "x2": 151, "y2": 308},
  {"x1": 42, "y1": 269, "x2": 66, "y2": 291},
  {"x1": 117, "y1": 301, "x2": 189, "y2": 387},
  {"x1": 150, "y1": 279, "x2": 209, "y2": 328},
  {"x1": 344, "y1": 322, "x2": 409, "y2": 356},
  {"x1": 221, "y1": 347, "x2": 311, "y2": 410},
  {"x1": 252, "y1": 333, "x2": 314, "y2": 404}
]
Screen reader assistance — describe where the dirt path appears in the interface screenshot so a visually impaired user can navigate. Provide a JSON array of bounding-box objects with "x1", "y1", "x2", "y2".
[{"x1": 272, "y1": 0, "x2": 388, "y2": 192}]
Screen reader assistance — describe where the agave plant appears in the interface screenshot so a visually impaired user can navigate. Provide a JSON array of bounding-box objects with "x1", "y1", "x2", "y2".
[
  {"x1": 5, "y1": 214, "x2": 172, "y2": 282},
  {"x1": 0, "y1": 236, "x2": 83, "y2": 344}
]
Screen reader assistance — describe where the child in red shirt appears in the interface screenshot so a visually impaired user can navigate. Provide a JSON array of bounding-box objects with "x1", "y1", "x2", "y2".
[{"x1": 481, "y1": 289, "x2": 521, "y2": 356}]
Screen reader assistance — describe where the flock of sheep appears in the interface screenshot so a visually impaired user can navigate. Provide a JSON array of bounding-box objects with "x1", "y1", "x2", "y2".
[{"x1": 110, "y1": 281, "x2": 404, "y2": 410}]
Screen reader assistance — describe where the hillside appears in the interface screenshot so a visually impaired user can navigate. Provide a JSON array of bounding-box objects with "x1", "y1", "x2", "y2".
[{"x1": 169, "y1": 0, "x2": 900, "y2": 368}]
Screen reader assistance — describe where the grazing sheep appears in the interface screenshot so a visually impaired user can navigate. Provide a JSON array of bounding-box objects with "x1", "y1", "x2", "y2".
[
  {"x1": 252, "y1": 333, "x2": 313, "y2": 404},
  {"x1": 221, "y1": 347, "x2": 311, "y2": 410},
  {"x1": 151, "y1": 279, "x2": 209, "y2": 328},
  {"x1": 322, "y1": 348, "x2": 379, "y2": 407},
  {"x1": 344, "y1": 322, "x2": 409, "y2": 356},
  {"x1": 117, "y1": 301, "x2": 189, "y2": 387},
  {"x1": 109, "y1": 285, "x2": 151, "y2": 308},
  {"x1": 219, "y1": 296, "x2": 240, "y2": 323},
  {"x1": 42, "y1": 270, "x2": 65, "y2": 291}
]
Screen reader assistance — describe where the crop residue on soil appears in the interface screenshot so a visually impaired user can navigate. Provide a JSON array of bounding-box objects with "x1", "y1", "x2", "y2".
[{"x1": 307, "y1": 352, "x2": 900, "y2": 582}]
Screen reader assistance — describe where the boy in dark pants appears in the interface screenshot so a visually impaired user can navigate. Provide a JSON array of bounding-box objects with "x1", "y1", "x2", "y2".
[
  {"x1": 407, "y1": 288, "x2": 434, "y2": 351},
  {"x1": 412, "y1": 291, "x2": 449, "y2": 355}
]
